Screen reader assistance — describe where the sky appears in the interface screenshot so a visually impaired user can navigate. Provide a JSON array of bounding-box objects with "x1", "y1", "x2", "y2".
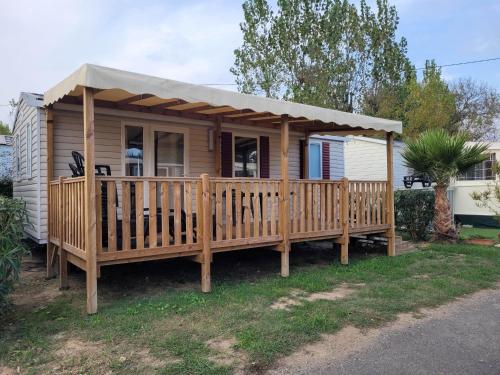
[{"x1": 1, "y1": 0, "x2": 499, "y2": 125}]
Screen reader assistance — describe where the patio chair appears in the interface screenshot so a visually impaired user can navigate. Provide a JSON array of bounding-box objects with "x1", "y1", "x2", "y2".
[
  {"x1": 69, "y1": 163, "x2": 80, "y2": 177},
  {"x1": 71, "y1": 151, "x2": 112, "y2": 176},
  {"x1": 137, "y1": 207, "x2": 197, "y2": 245}
]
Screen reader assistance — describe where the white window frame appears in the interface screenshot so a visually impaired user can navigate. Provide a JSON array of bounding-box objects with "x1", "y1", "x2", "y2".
[
  {"x1": 232, "y1": 132, "x2": 260, "y2": 178},
  {"x1": 15, "y1": 134, "x2": 20, "y2": 179},
  {"x1": 26, "y1": 120, "x2": 32, "y2": 179},
  {"x1": 121, "y1": 121, "x2": 190, "y2": 177},
  {"x1": 308, "y1": 141, "x2": 323, "y2": 180},
  {"x1": 149, "y1": 123, "x2": 190, "y2": 177},
  {"x1": 457, "y1": 152, "x2": 497, "y2": 182}
]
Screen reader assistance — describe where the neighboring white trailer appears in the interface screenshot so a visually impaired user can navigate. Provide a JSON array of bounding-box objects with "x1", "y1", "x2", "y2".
[{"x1": 308, "y1": 135, "x2": 409, "y2": 189}]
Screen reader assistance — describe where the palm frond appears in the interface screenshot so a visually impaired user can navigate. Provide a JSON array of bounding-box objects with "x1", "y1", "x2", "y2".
[{"x1": 402, "y1": 129, "x2": 489, "y2": 185}]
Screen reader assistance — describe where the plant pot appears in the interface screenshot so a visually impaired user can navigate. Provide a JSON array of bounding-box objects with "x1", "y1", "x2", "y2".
[{"x1": 464, "y1": 238, "x2": 495, "y2": 246}]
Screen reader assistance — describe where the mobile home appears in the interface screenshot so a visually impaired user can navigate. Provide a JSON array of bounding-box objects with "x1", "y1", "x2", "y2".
[{"x1": 13, "y1": 64, "x2": 401, "y2": 313}]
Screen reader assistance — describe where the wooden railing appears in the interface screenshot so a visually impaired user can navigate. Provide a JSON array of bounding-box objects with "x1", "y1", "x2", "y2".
[
  {"x1": 94, "y1": 177, "x2": 202, "y2": 262},
  {"x1": 48, "y1": 177, "x2": 86, "y2": 258},
  {"x1": 289, "y1": 180, "x2": 344, "y2": 240},
  {"x1": 62, "y1": 178, "x2": 86, "y2": 252},
  {"x1": 210, "y1": 178, "x2": 282, "y2": 248},
  {"x1": 48, "y1": 180, "x2": 60, "y2": 243},
  {"x1": 49, "y1": 176, "x2": 391, "y2": 264},
  {"x1": 348, "y1": 181, "x2": 388, "y2": 230}
]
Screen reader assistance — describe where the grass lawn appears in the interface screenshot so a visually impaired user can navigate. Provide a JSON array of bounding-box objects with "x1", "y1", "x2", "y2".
[
  {"x1": 459, "y1": 226, "x2": 500, "y2": 241},
  {"x1": 1, "y1": 242, "x2": 499, "y2": 374}
]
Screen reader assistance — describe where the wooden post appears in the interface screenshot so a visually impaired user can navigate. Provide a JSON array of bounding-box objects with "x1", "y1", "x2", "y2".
[
  {"x1": 201, "y1": 173, "x2": 212, "y2": 292},
  {"x1": 304, "y1": 131, "x2": 310, "y2": 179},
  {"x1": 83, "y1": 87, "x2": 98, "y2": 314},
  {"x1": 279, "y1": 115, "x2": 290, "y2": 277},
  {"x1": 340, "y1": 177, "x2": 349, "y2": 265},
  {"x1": 214, "y1": 117, "x2": 222, "y2": 177},
  {"x1": 46, "y1": 108, "x2": 56, "y2": 279},
  {"x1": 58, "y1": 176, "x2": 69, "y2": 289},
  {"x1": 386, "y1": 132, "x2": 396, "y2": 256}
]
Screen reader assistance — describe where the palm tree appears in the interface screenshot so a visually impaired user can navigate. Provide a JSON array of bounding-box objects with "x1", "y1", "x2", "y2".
[{"x1": 402, "y1": 129, "x2": 488, "y2": 241}]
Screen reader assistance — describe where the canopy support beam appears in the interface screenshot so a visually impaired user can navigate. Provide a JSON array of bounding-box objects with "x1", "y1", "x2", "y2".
[
  {"x1": 84, "y1": 87, "x2": 98, "y2": 314},
  {"x1": 386, "y1": 132, "x2": 396, "y2": 257},
  {"x1": 279, "y1": 115, "x2": 290, "y2": 277}
]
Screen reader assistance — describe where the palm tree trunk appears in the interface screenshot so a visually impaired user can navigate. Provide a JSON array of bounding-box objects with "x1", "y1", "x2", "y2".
[{"x1": 433, "y1": 184, "x2": 457, "y2": 241}]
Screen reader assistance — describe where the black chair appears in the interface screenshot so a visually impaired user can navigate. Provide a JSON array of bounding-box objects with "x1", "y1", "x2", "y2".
[
  {"x1": 138, "y1": 208, "x2": 197, "y2": 245},
  {"x1": 69, "y1": 163, "x2": 80, "y2": 177},
  {"x1": 69, "y1": 151, "x2": 114, "y2": 247},
  {"x1": 71, "y1": 151, "x2": 111, "y2": 176},
  {"x1": 166, "y1": 209, "x2": 197, "y2": 243}
]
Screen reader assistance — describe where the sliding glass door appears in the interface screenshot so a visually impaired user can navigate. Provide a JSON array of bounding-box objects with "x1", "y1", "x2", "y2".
[{"x1": 154, "y1": 131, "x2": 185, "y2": 177}]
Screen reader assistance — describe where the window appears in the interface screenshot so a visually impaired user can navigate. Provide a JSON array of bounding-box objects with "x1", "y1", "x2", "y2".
[
  {"x1": 26, "y1": 122, "x2": 32, "y2": 178},
  {"x1": 15, "y1": 134, "x2": 20, "y2": 177},
  {"x1": 309, "y1": 142, "x2": 322, "y2": 179},
  {"x1": 124, "y1": 126, "x2": 144, "y2": 176},
  {"x1": 458, "y1": 153, "x2": 496, "y2": 181},
  {"x1": 154, "y1": 131, "x2": 184, "y2": 177},
  {"x1": 234, "y1": 136, "x2": 258, "y2": 177}
]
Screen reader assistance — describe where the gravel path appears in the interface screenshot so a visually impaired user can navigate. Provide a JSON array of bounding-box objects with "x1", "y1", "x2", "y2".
[{"x1": 268, "y1": 287, "x2": 500, "y2": 375}]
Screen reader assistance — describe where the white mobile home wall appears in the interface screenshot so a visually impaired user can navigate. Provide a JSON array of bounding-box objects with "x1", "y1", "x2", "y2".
[
  {"x1": 12, "y1": 93, "x2": 45, "y2": 242},
  {"x1": 14, "y1": 98, "x2": 303, "y2": 243},
  {"x1": 309, "y1": 135, "x2": 408, "y2": 188}
]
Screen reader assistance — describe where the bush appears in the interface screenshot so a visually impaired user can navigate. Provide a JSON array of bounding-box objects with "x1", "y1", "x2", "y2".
[
  {"x1": 0, "y1": 177, "x2": 12, "y2": 197},
  {"x1": 394, "y1": 189, "x2": 435, "y2": 241},
  {"x1": 0, "y1": 196, "x2": 29, "y2": 313}
]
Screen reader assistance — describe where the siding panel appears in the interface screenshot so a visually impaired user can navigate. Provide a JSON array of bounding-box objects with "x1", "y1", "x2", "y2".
[
  {"x1": 12, "y1": 96, "x2": 41, "y2": 240},
  {"x1": 38, "y1": 106, "x2": 303, "y2": 241}
]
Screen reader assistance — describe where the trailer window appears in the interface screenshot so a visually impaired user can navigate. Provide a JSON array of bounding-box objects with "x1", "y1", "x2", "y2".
[{"x1": 458, "y1": 153, "x2": 496, "y2": 181}]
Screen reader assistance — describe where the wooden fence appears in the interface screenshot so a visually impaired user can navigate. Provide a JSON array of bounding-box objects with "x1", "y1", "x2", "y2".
[
  {"x1": 48, "y1": 176, "x2": 390, "y2": 265},
  {"x1": 289, "y1": 180, "x2": 344, "y2": 240},
  {"x1": 94, "y1": 177, "x2": 202, "y2": 263},
  {"x1": 210, "y1": 178, "x2": 282, "y2": 249},
  {"x1": 48, "y1": 177, "x2": 86, "y2": 260},
  {"x1": 348, "y1": 181, "x2": 388, "y2": 231}
]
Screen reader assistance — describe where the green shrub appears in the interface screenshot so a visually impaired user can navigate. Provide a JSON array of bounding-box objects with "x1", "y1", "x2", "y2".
[
  {"x1": 0, "y1": 196, "x2": 30, "y2": 313},
  {"x1": 395, "y1": 189, "x2": 435, "y2": 241}
]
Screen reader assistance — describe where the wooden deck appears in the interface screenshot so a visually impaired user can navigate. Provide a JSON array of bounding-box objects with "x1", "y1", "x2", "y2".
[{"x1": 48, "y1": 177, "x2": 391, "y2": 270}]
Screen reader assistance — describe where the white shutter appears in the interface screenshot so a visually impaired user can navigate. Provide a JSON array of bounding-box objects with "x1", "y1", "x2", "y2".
[{"x1": 26, "y1": 122, "x2": 32, "y2": 178}]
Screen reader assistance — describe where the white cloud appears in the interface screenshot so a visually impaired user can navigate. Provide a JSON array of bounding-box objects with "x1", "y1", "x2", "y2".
[{"x1": 0, "y1": 0, "x2": 244, "y2": 125}]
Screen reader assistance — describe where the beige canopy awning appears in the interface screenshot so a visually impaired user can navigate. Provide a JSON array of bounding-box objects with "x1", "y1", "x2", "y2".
[{"x1": 44, "y1": 63, "x2": 402, "y2": 134}]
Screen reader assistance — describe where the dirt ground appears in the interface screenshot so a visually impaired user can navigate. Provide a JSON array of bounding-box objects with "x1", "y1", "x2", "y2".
[
  {"x1": 2, "y1": 240, "x2": 388, "y2": 375},
  {"x1": 267, "y1": 286, "x2": 500, "y2": 375}
]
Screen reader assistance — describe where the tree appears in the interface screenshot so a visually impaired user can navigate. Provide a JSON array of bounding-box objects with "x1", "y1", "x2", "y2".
[
  {"x1": 0, "y1": 122, "x2": 10, "y2": 135},
  {"x1": 450, "y1": 78, "x2": 500, "y2": 141},
  {"x1": 364, "y1": 61, "x2": 456, "y2": 139},
  {"x1": 364, "y1": 61, "x2": 500, "y2": 141},
  {"x1": 403, "y1": 61, "x2": 457, "y2": 139},
  {"x1": 402, "y1": 129, "x2": 488, "y2": 241},
  {"x1": 231, "y1": 0, "x2": 412, "y2": 111}
]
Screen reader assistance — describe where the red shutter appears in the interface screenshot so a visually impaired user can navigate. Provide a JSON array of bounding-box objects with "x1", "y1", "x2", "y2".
[
  {"x1": 299, "y1": 139, "x2": 305, "y2": 179},
  {"x1": 322, "y1": 142, "x2": 330, "y2": 180},
  {"x1": 221, "y1": 132, "x2": 232, "y2": 177},
  {"x1": 259, "y1": 136, "x2": 270, "y2": 178}
]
